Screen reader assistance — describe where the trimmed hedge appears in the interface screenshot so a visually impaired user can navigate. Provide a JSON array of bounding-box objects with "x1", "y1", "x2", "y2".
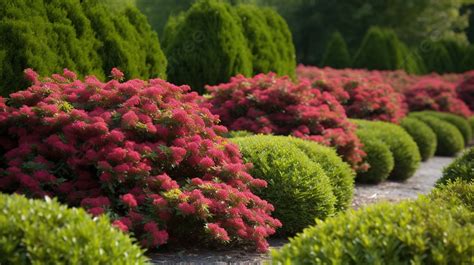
[
  {"x1": 0, "y1": 194, "x2": 147, "y2": 265},
  {"x1": 272, "y1": 198, "x2": 474, "y2": 264},
  {"x1": 232, "y1": 135, "x2": 336, "y2": 235},
  {"x1": 163, "y1": 0, "x2": 253, "y2": 93},
  {"x1": 282, "y1": 136, "x2": 355, "y2": 211},
  {"x1": 410, "y1": 114, "x2": 465, "y2": 156},
  {"x1": 431, "y1": 180, "x2": 474, "y2": 211},
  {"x1": 421, "y1": 111, "x2": 472, "y2": 144},
  {"x1": 400, "y1": 117, "x2": 437, "y2": 161},
  {"x1": 353, "y1": 119, "x2": 421, "y2": 181},
  {"x1": 356, "y1": 130, "x2": 394, "y2": 184},
  {"x1": 439, "y1": 147, "x2": 474, "y2": 185}
]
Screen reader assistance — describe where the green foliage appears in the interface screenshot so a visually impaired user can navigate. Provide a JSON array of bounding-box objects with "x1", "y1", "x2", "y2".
[
  {"x1": 282, "y1": 136, "x2": 355, "y2": 211},
  {"x1": 0, "y1": 0, "x2": 166, "y2": 96},
  {"x1": 224, "y1": 130, "x2": 254, "y2": 138},
  {"x1": 356, "y1": 130, "x2": 395, "y2": 184},
  {"x1": 260, "y1": 7, "x2": 296, "y2": 78},
  {"x1": 272, "y1": 197, "x2": 474, "y2": 265},
  {"x1": 440, "y1": 38, "x2": 468, "y2": 73},
  {"x1": 420, "y1": 41, "x2": 455, "y2": 73},
  {"x1": 420, "y1": 111, "x2": 472, "y2": 143},
  {"x1": 470, "y1": 116, "x2": 474, "y2": 139},
  {"x1": 462, "y1": 45, "x2": 474, "y2": 72},
  {"x1": 163, "y1": 0, "x2": 253, "y2": 93},
  {"x1": 232, "y1": 135, "x2": 336, "y2": 235},
  {"x1": 0, "y1": 194, "x2": 147, "y2": 265},
  {"x1": 439, "y1": 147, "x2": 474, "y2": 185},
  {"x1": 400, "y1": 117, "x2": 437, "y2": 161},
  {"x1": 410, "y1": 113, "x2": 465, "y2": 156},
  {"x1": 321, "y1": 31, "x2": 351, "y2": 69},
  {"x1": 431, "y1": 180, "x2": 474, "y2": 211},
  {"x1": 353, "y1": 119, "x2": 421, "y2": 181}
]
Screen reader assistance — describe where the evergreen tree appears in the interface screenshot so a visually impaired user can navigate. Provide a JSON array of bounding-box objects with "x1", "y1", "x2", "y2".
[
  {"x1": 461, "y1": 45, "x2": 474, "y2": 72},
  {"x1": 163, "y1": 0, "x2": 253, "y2": 93},
  {"x1": 321, "y1": 31, "x2": 351, "y2": 69},
  {"x1": 420, "y1": 41, "x2": 455, "y2": 73},
  {"x1": 440, "y1": 39, "x2": 468, "y2": 73},
  {"x1": 353, "y1": 27, "x2": 395, "y2": 70}
]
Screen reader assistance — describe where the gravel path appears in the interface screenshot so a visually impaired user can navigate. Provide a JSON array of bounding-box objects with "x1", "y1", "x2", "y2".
[{"x1": 150, "y1": 156, "x2": 456, "y2": 265}]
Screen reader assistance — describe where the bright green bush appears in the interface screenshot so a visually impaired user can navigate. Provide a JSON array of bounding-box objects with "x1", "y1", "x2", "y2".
[
  {"x1": 353, "y1": 119, "x2": 421, "y2": 181},
  {"x1": 321, "y1": 31, "x2": 351, "y2": 69},
  {"x1": 163, "y1": 0, "x2": 253, "y2": 93},
  {"x1": 0, "y1": 194, "x2": 147, "y2": 265},
  {"x1": 282, "y1": 136, "x2": 355, "y2": 211},
  {"x1": 410, "y1": 114, "x2": 465, "y2": 156},
  {"x1": 431, "y1": 180, "x2": 474, "y2": 211},
  {"x1": 0, "y1": 0, "x2": 166, "y2": 96},
  {"x1": 439, "y1": 147, "x2": 474, "y2": 185},
  {"x1": 272, "y1": 198, "x2": 474, "y2": 265},
  {"x1": 261, "y1": 7, "x2": 296, "y2": 78},
  {"x1": 232, "y1": 135, "x2": 336, "y2": 235},
  {"x1": 356, "y1": 130, "x2": 395, "y2": 184},
  {"x1": 225, "y1": 130, "x2": 254, "y2": 138},
  {"x1": 421, "y1": 111, "x2": 472, "y2": 144},
  {"x1": 400, "y1": 117, "x2": 437, "y2": 161}
]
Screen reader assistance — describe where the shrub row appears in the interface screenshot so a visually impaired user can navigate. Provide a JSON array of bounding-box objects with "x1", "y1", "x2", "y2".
[
  {"x1": 400, "y1": 117, "x2": 437, "y2": 161},
  {"x1": 353, "y1": 119, "x2": 421, "y2": 182},
  {"x1": 232, "y1": 135, "x2": 354, "y2": 235},
  {"x1": 409, "y1": 113, "x2": 465, "y2": 156},
  {"x1": 355, "y1": 130, "x2": 394, "y2": 183},
  {"x1": 0, "y1": 194, "x2": 148, "y2": 265},
  {"x1": 272, "y1": 180, "x2": 474, "y2": 264},
  {"x1": 439, "y1": 147, "x2": 474, "y2": 185},
  {"x1": 163, "y1": 0, "x2": 296, "y2": 93}
]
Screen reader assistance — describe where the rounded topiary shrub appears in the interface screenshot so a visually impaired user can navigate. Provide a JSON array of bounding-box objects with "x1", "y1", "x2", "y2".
[
  {"x1": 206, "y1": 73, "x2": 366, "y2": 169},
  {"x1": 272, "y1": 198, "x2": 474, "y2": 264},
  {"x1": 281, "y1": 136, "x2": 355, "y2": 211},
  {"x1": 356, "y1": 130, "x2": 394, "y2": 184},
  {"x1": 321, "y1": 31, "x2": 351, "y2": 69},
  {"x1": 0, "y1": 0, "x2": 166, "y2": 96},
  {"x1": 431, "y1": 180, "x2": 474, "y2": 211},
  {"x1": 232, "y1": 135, "x2": 336, "y2": 235},
  {"x1": 439, "y1": 147, "x2": 474, "y2": 185},
  {"x1": 400, "y1": 117, "x2": 437, "y2": 161},
  {"x1": 163, "y1": 0, "x2": 253, "y2": 93},
  {"x1": 0, "y1": 194, "x2": 147, "y2": 265},
  {"x1": 410, "y1": 114, "x2": 465, "y2": 156},
  {"x1": 421, "y1": 111, "x2": 472, "y2": 144},
  {"x1": 353, "y1": 119, "x2": 421, "y2": 181},
  {"x1": 0, "y1": 69, "x2": 281, "y2": 252}
]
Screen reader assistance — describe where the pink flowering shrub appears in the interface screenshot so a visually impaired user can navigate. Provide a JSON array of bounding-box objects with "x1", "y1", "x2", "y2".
[
  {"x1": 457, "y1": 71, "x2": 474, "y2": 111},
  {"x1": 297, "y1": 66, "x2": 407, "y2": 123},
  {"x1": 206, "y1": 73, "x2": 366, "y2": 169},
  {"x1": 0, "y1": 68, "x2": 281, "y2": 252},
  {"x1": 405, "y1": 77, "x2": 471, "y2": 118}
]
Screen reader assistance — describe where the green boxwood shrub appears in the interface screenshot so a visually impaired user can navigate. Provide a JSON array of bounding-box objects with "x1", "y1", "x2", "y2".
[
  {"x1": 272, "y1": 197, "x2": 474, "y2": 264},
  {"x1": 0, "y1": 194, "x2": 147, "y2": 265},
  {"x1": 356, "y1": 130, "x2": 395, "y2": 184},
  {"x1": 225, "y1": 130, "x2": 254, "y2": 138},
  {"x1": 282, "y1": 136, "x2": 355, "y2": 211},
  {"x1": 400, "y1": 117, "x2": 437, "y2": 161},
  {"x1": 410, "y1": 114, "x2": 465, "y2": 156},
  {"x1": 439, "y1": 147, "x2": 474, "y2": 185},
  {"x1": 232, "y1": 135, "x2": 336, "y2": 235},
  {"x1": 163, "y1": 0, "x2": 253, "y2": 93},
  {"x1": 0, "y1": 0, "x2": 166, "y2": 96},
  {"x1": 321, "y1": 31, "x2": 351, "y2": 69},
  {"x1": 421, "y1": 111, "x2": 472, "y2": 144},
  {"x1": 431, "y1": 180, "x2": 474, "y2": 211},
  {"x1": 353, "y1": 119, "x2": 421, "y2": 181}
]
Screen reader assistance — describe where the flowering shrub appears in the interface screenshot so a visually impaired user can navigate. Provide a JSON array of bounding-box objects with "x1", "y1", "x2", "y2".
[
  {"x1": 0, "y1": 69, "x2": 281, "y2": 252},
  {"x1": 297, "y1": 66, "x2": 407, "y2": 123},
  {"x1": 206, "y1": 73, "x2": 366, "y2": 169},
  {"x1": 404, "y1": 77, "x2": 471, "y2": 118},
  {"x1": 457, "y1": 71, "x2": 474, "y2": 111}
]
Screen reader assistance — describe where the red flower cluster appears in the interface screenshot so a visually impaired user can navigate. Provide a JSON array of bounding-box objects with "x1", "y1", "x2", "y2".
[
  {"x1": 0, "y1": 69, "x2": 281, "y2": 252},
  {"x1": 206, "y1": 73, "x2": 366, "y2": 169},
  {"x1": 404, "y1": 77, "x2": 471, "y2": 118},
  {"x1": 457, "y1": 71, "x2": 474, "y2": 112},
  {"x1": 297, "y1": 66, "x2": 407, "y2": 123}
]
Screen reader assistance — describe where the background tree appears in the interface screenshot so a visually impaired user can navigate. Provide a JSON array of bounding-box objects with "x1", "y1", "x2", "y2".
[{"x1": 321, "y1": 32, "x2": 351, "y2": 69}]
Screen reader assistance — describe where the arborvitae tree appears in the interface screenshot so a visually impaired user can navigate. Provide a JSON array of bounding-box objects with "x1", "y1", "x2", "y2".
[
  {"x1": 321, "y1": 31, "x2": 351, "y2": 69},
  {"x1": 261, "y1": 7, "x2": 296, "y2": 78},
  {"x1": 352, "y1": 27, "x2": 394, "y2": 70},
  {"x1": 235, "y1": 4, "x2": 279, "y2": 75},
  {"x1": 0, "y1": 0, "x2": 166, "y2": 96},
  {"x1": 163, "y1": 0, "x2": 253, "y2": 93},
  {"x1": 461, "y1": 45, "x2": 474, "y2": 72},
  {"x1": 440, "y1": 39, "x2": 467, "y2": 73},
  {"x1": 420, "y1": 41, "x2": 455, "y2": 73}
]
